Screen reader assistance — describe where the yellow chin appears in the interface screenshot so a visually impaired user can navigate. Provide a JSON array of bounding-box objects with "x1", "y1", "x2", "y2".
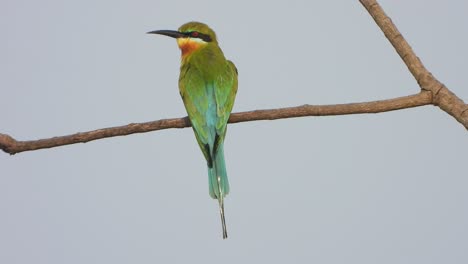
[
  {"x1": 177, "y1": 37, "x2": 206, "y2": 47},
  {"x1": 177, "y1": 38, "x2": 207, "y2": 57}
]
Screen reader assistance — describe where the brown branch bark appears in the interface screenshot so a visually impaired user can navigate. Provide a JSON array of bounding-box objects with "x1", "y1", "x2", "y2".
[
  {"x1": 360, "y1": 0, "x2": 468, "y2": 127},
  {"x1": 0, "y1": 92, "x2": 432, "y2": 155},
  {"x1": 1, "y1": 0, "x2": 466, "y2": 155}
]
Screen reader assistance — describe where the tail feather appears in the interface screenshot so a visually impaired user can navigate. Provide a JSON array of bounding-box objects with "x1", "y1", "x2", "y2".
[
  {"x1": 208, "y1": 144, "x2": 230, "y2": 198},
  {"x1": 208, "y1": 143, "x2": 229, "y2": 239}
]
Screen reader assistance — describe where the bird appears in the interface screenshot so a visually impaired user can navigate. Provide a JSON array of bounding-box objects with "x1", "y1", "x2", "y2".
[{"x1": 148, "y1": 22, "x2": 238, "y2": 239}]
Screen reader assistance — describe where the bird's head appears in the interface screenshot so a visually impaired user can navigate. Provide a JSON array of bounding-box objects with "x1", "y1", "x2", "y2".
[{"x1": 148, "y1": 22, "x2": 217, "y2": 58}]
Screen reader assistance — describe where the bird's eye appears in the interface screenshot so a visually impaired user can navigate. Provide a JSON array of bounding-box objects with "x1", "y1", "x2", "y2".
[{"x1": 191, "y1": 31, "x2": 199, "y2": 37}]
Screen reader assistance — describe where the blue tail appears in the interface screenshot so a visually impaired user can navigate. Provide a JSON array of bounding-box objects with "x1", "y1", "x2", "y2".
[
  {"x1": 208, "y1": 143, "x2": 229, "y2": 239},
  {"x1": 208, "y1": 143, "x2": 230, "y2": 199}
]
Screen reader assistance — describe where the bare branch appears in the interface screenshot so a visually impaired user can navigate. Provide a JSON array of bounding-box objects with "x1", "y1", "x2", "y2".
[
  {"x1": 1, "y1": 0, "x2": 466, "y2": 155},
  {"x1": 1, "y1": 92, "x2": 431, "y2": 155},
  {"x1": 360, "y1": 0, "x2": 468, "y2": 127}
]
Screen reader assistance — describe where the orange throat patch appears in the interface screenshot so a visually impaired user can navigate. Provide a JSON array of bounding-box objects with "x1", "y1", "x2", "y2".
[{"x1": 177, "y1": 38, "x2": 205, "y2": 58}]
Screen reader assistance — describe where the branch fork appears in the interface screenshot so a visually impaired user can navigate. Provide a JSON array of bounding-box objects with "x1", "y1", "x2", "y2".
[{"x1": 1, "y1": 0, "x2": 466, "y2": 155}]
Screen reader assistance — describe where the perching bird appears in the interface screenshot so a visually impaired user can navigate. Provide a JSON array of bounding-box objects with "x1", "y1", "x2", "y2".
[{"x1": 148, "y1": 22, "x2": 238, "y2": 239}]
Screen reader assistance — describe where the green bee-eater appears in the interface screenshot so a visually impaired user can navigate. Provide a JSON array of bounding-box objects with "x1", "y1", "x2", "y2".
[{"x1": 148, "y1": 22, "x2": 238, "y2": 239}]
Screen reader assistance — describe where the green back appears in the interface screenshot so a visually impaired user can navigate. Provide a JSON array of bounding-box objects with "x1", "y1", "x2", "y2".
[{"x1": 178, "y1": 31, "x2": 238, "y2": 164}]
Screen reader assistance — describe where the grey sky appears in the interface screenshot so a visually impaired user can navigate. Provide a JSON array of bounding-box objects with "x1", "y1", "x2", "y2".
[{"x1": 1, "y1": 0, "x2": 467, "y2": 263}]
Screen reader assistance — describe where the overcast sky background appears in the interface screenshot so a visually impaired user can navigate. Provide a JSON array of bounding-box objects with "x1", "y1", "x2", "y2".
[{"x1": 1, "y1": 1, "x2": 467, "y2": 263}]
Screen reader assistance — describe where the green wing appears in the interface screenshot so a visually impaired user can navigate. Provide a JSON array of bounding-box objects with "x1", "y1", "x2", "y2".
[
  {"x1": 214, "y1": 60, "x2": 238, "y2": 138},
  {"x1": 179, "y1": 63, "x2": 212, "y2": 164},
  {"x1": 179, "y1": 60, "x2": 238, "y2": 165}
]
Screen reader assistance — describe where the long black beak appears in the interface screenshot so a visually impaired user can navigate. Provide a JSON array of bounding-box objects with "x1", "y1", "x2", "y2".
[{"x1": 147, "y1": 30, "x2": 186, "y2": 39}]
